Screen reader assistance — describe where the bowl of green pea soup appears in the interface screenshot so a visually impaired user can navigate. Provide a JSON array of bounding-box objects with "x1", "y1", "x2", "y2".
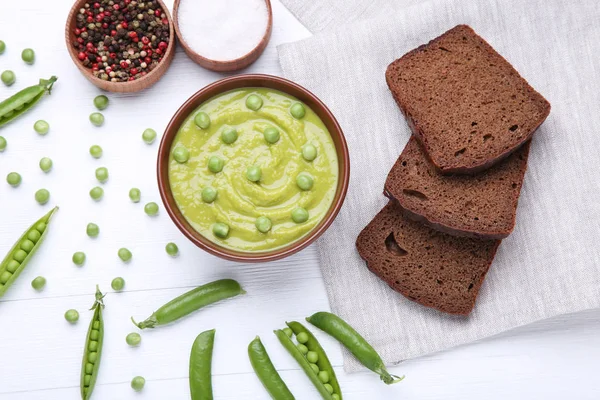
[{"x1": 158, "y1": 74, "x2": 350, "y2": 262}]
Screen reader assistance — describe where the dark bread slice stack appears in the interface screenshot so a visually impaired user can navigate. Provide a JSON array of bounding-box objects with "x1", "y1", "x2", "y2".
[
  {"x1": 384, "y1": 137, "x2": 531, "y2": 239},
  {"x1": 385, "y1": 24, "x2": 550, "y2": 174},
  {"x1": 356, "y1": 201, "x2": 500, "y2": 315}
]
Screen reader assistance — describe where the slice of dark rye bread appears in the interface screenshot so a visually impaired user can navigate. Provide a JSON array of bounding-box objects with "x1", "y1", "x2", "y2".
[
  {"x1": 356, "y1": 202, "x2": 500, "y2": 315},
  {"x1": 384, "y1": 137, "x2": 530, "y2": 239},
  {"x1": 385, "y1": 24, "x2": 550, "y2": 174}
]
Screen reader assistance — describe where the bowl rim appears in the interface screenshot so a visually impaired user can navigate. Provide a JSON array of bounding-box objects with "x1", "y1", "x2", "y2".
[{"x1": 157, "y1": 74, "x2": 350, "y2": 262}]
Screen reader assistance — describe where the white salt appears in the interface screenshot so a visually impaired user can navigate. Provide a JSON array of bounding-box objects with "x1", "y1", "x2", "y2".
[{"x1": 178, "y1": 0, "x2": 269, "y2": 62}]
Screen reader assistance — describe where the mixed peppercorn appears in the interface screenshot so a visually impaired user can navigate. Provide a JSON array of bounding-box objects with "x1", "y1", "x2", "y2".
[{"x1": 72, "y1": 0, "x2": 170, "y2": 82}]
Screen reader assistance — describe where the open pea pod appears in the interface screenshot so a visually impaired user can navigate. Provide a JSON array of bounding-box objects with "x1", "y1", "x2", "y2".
[
  {"x1": 0, "y1": 206, "x2": 58, "y2": 298},
  {"x1": 274, "y1": 321, "x2": 342, "y2": 400},
  {"x1": 0, "y1": 76, "x2": 58, "y2": 128},
  {"x1": 81, "y1": 286, "x2": 105, "y2": 400}
]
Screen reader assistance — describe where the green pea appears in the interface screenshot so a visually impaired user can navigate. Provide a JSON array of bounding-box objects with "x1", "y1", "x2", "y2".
[
  {"x1": 0, "y1": 136, "x2": 6, "y2": 152},
  {"x1": 165, "y1": 242, "x2": 179, "y2": 257},
  {"x1": 36, "y1": 222, "x2": 46, "y2": 233},
  {"x1": 201, "y1": 186, "x2": 217, "y2": 203},
  {"x1": 291, "y1": 103, "x2": 306, "y2": 119},
  {"x1": 221, "y1": 127, "x2": 238, "y2": 144},
  {"x1": 0, "y1": 41, "x2": 5, "y2": 54},
  {"x1": 302, "y1": 144, "x2": 318, "y2": 161},
  {"x1": 65, "y1": 309, "x2": 79, "y2": 323},
  {"x1": 297, "y1": 332, "x2": 309, "y2": 344},
  {"x1": 194, "y1": 112, "x2": 210, "y2": 129},
  {"x1": 131, "y1": 376, "x2": 145, "y2": 392},
  {"x1": 332, "y1": 394, "x2": 341, "y2": 400},
  {"x1": 118, "y1": 248, "x2": 132, "y2": 263},
  {"x1": 297, "y1": 343, "x2": 309, "y2": 355},
  {"x1": 86, "y1": 223, "x2": 99, "y2": 238},
  {"x1": 89, "y1": 145, "x2": 103, "y2": 159},
  {"x1": 306, "y1": 351, "x2": 319, "y2": 364},
  {"x1": 21, "y1": 48, "x2": 35, "y2": 64},
  {"x1": 263, "y1": 127, "x2": 280, "y2": 144},
  {"x1": 7, "y1": 172, "x2": 21, "y2": 187},
  {"x1": 31, "y1": 276, "x2": 46, "y2": 291},
  {"x1": 93, "y1": 321, "x2": 100, "y2": 329},
  {"x1": 310, "y1": 363, "x2": 320, "y2": 374},
  {"x1": 27, "y1": 230, "x2": 41, "y2": 243},
  {"x1": 89, "y1": 112, "x2": 104, "y2": 127},
  {"x1": 6, "y1": 260, "x2": 19, "y2": 273},
  {"x1": 296, "y1": 173, "x2": 314, "y2": 191},
  {"x1": 35, "y1": 189, "x2": 50, "y2": 205},
  {"x1": 111, "y1": 277, "x2": 125, "y2": 291},
  {"x1": 208, "y1": 156, "x2": 224, "y2": 173},
  {"x1": 88, "y1": 340, "x2": 99, "y2": 352},
  {"x1": 85, "y1": 363, "x2": 94, "y2": 374},
  {"x1": 39, "y1": 157, "x2": 53, "y2": 173},
  {"x1": 88, "y1": 352, "x2": 98, "y2": 363},
  {"x1": 14, "y1": 249, "x2": 27, "y2": 263},
  {"x1": 173, "y1": 147, "x2": 189, "y2": 163},
  {"x1": 144, "y1": 202, "x2": 159, "y2": 216},
  {"x1": 212, "y1": 222, "x2": 230, "y2": 239},
  {"x1": 93, "y1": 95, "x2": 109, "y2": 110},
  {"x1": 1, "y1": 70, "x2": 15, "y2": 86},
  {"x1": 246, "y1": 94, "x2": 263, "y2": 111},
  {"x1": 95, "y1": 167, "x2": 109, "y2": 183},
  {"x1": 129, "y1": 188, "x2": 141, "y2": 203},
  {"x1": 89, "y1": 186, "x2": 104, "y2": 201},
  {"x1": 0, "y1": 271, "x2": 11, "y2": 284},
  {"x1": 283, "y1": 327, "x2": 293, "y2": 338},
  {"x1": 34, "y1": 120, "x2": 50, "y2": 135},
  {"x1": 318, "y1": 370, "x2": 330, "y2": 384},
  {"x1": 324, "y1": 383, "x2": 334, "y2": 394},
  {"x1": 292, "y1": 207, "x2": 309, "y2": 223},
  {"x1": 255, "y1": 216, "x2": 272, "y2": 233},
  {"x1": 90, "y1": 330, "x2": 99, "y2": 341},
  {"x1": 20, "y1": 239, "x2": 35, "y2": 252},
  {"x1": 246, "y1": 166, "x2": 262, "y2": 182},
  {"x1": 72, "y1": 251, "x2": 86, "y2": 266},
  {"x1": 126, "y1": 332, "x2": 142, "y2": 347},
  {"x1": 142, "y1": 128, "x2": 157, "y2": 144}
]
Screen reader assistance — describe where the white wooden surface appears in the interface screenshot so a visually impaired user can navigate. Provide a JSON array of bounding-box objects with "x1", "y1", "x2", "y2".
[{"x1": 1, "y1": 1, "x2": 599, "y2": 399}]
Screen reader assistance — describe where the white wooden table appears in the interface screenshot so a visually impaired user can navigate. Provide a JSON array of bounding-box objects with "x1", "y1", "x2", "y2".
[{"x1": 1, "y1": 1, "x2": 599, "y2": 399}]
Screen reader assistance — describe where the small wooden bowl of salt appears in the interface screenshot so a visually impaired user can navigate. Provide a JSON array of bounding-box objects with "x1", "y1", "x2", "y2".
[{"x1": 173, "y1": 0, "x2": 273, "y2": 72}]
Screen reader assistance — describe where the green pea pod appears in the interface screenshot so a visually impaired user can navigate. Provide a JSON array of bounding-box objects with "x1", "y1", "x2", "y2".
[
  {"x1": 274, "y1": 321, "x2": 342, "y2": 400},
  {"x1": 306, "y1": 312, "x2": 404, "y2": 385},
  {"x1": 0, "y1": 206, "x2": 58, "y2": 298},
  {"x1": 132, "y1": 279, "x2": 245, "y2": 329},
  {"x1": 81, "y1": 286, "x2": 105, "y2": 400},
  {"x1": 248, "y1": 336, "x2": 295, "y2": 400},
  {"x1": 190, "y1": 329, "x2": 216, "y2": 400},
  {"x1": 0, "y1": 76, "x2": 58, "y2": 127}
]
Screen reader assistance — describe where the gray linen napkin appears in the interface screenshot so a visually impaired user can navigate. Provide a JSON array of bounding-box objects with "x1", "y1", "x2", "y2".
[{"x1": 278, "y1": 0, "x2": 600, "y2": 371}]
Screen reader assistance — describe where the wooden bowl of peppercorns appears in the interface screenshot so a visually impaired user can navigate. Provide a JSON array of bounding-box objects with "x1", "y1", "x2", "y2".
[{"x1": 65, "y1": 0, "x2": 175, "y2": 93}]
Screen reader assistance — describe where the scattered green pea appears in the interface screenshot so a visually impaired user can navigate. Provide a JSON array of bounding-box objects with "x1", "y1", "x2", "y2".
[
  {"x1": 129, "y1": 188, "x2": 141, "y2": 203},
  {"x1": 95, "y1": 167, "x2": 109, "y2": 183},
  {"x1": 165, "y1": 242, "x2": 179, "y2": 257},
  {"x1": 201, "y1": 187, "x2": 217, "y2": 203},
  {"x1": 21, "y1": 48, "x2": 35, "y2": 64},
  {"x1": 35, "y1": 189, "x2": 50, "y2": 205},
  {"x1": 255, "y1": 216, "x2": 272, "y2": 233},
  {"x1": 111, "y1": 277, "x2": 125, "y2": 291},
  {"x1": 246, "y1": 165, "x2": 262, "y2": 182},
  {"x1": 34, "y1": 120, "x2": 49, "y2": 135},
  {"x1": 173, "y1": 147, "x2": 189, "y2": 163},
  {"x1": 65, "y1": 309, "x2": 79, "y2": 323},
  {"x1": 292, "y1": 207, "x2": 309, "y2": 223},
  {"x1": 310, "y1": 363, "x2": 320, "y2": 374},
  {"x1": 212, "y1": 222, "x2": 230, "y2": 239},
  {"x1": 31, "y1": 276, "x2": 46, "y2": 291},
  {"x1": 0, "y1": 41, "x2": 5, "y2": 54},
  {"x1": 208, "y1": 156, "x2": 224, "y2": 173},
  {"x1": 142, "y1": 128, "x2": 157, "y2": 144},
  {"x1": 86, "y1": 223, "x2": 99, "y2": 238},
  {"x1": 318, "y1": 370, "x2": 330, "y2": 384},
  {"x1": 324, "y1": 383, "x2": 334, "y2": 394},
  {"x1": 118, "y1": 248, "x2": 132, "y2": 263},
  {"x1": 283, "y1": 327, "x2": 293, "y2": 338},
  {"x1": 90, "y1": 186, "x2": 104, "y2": 201},
  {"x1": 297, "y1": 343, "x2": 309, "y2": 355},
  {"x1": 88, "y1": 146, "x2": 102, "y2": 160},
  {"x1": 39, "y1": 157, "x2": 53, "y2": 173},
  {"x1": 246, "y1": 94, "x2": 263, "y2": 111},
  {"x1": 131, "y1": 376, "x2": 145, "y2": 392},
  {"x1": 297, "y1": 332, "x2": 309, "y2": 344},
  {"x1": 263, "y1": 127, "x2": 280, "y2": 144},
  {"x1": 221, "y1": 127, "x2": 238, "y2": 144},
  {"x1": 194, "y1": 112, "x2": 210, "y2": 129},
  {"x1": 144, "y1": 202, "x2": 159, "y2": 216},
  {"x1": 89, "y1": 112, "x2": 104, "y2": 127},
  {"x1": 291, "y1": 103, "x2": 306, "y2": 119},
  {"x1": 93, "y1": 95, "x2": 109, "y2": 110},
  {"x1": 296, "y1": 173, "x2": 314, "y2": 191},
  {"x1": 126, "y1": 332, "x2": 142, "y2": 347},
  {"x1": 1, "y1": 70, "x2": 15, "y2": 86},
  {"x1": 0, "y1": 136, "x2": 6, "y2": 152},
  {"x1": 302, "y1": 144, "x2": 318, "y2": 161},
  {"x1": 72, "y1": 251, "x2": 86, "y2": 266},
  {"x1": 7, "y1": 172, "x2": 21, "y2": 187}
]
